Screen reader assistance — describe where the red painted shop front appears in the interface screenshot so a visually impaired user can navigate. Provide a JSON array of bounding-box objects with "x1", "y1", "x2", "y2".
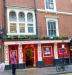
[
  {"x1": 8, "y1": 44, "x2": 38, "y2": 67},
  {"x1": 22, "y1": 44, "x2": 38, "y2": 67},
  {"x1": 57, "y1": 43, "x2": 69, "y2": 59},
  {"x1": 42, "y1": 43, "x2": 54, "y2": 66}
]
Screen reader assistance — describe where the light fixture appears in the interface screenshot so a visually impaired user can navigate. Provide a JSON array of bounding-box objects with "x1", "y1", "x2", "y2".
[{"x1": 62, "y1": 43, "x2": 64, "y2": 49}]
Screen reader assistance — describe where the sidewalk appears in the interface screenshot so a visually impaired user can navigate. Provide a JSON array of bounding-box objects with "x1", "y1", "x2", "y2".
[{"x1": 0, "y1": 65, "x2": 72, "y2": 75}]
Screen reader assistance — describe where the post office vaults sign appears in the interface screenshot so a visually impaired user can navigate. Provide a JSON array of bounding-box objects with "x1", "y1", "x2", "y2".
[{"x1": 43, "y1": 46, "x2": 52, "y2": 57}]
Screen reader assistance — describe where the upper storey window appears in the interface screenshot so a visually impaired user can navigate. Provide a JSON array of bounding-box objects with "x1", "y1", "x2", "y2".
[
  {"x1": 45, "y1": 0, "x2": 56, "y2": 11},
  {"x1": 19, "y1": 12, "x2": 25, "y2": 22},
  {"x1": 9, "y1": 11, "x2": 16, "y2": 21},
  {"x1": 46, "y1": 18, "x2": 59, "y2": 37},
  {"x1": 7, "y1": 8, "x2": 36, "y2": 35},
  {"x1": 27, "y1": 13, "x2": 33, "y2": 22}
]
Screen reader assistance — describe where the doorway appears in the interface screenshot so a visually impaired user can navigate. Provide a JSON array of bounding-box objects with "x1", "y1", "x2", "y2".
[
  {"x1": 26, "y1": 47, "x2": 34, "y2": 68},
  {"x1": 70, "y1": 50, "x2": 72, "y2": 64}
]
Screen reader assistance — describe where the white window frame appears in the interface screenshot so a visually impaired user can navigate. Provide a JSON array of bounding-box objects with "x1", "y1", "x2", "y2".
[
  {"x1": 7, "y1": 8, "x2": 36, "y2": 35},
  {"x1": 46, "y1": 18, "x2": 59, "y2": 37},
  {"x1": 44, "y1": 0, "x2": 56, "y2": 12}
]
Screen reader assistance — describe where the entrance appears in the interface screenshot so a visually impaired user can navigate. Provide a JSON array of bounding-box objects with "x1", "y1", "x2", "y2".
[
  {"x1": 26, "y1": 47, "x2": 34, "y2": 68},
  {"x1": 70, "y1": 50, "x2": 72, "y2": 63}
]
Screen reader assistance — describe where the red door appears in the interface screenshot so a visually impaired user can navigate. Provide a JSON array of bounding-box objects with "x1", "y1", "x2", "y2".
[{"x1": 42, "y1": 46, "x2": 54, "y2": 65}]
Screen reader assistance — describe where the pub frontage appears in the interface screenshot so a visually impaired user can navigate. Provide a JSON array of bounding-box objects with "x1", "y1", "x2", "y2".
[{"x1": 4, "y1": 39, "x2": 70, "y2": 69}]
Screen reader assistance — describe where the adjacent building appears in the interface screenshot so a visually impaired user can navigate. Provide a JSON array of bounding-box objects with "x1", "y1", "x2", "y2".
[{"x1": 0, "y1": 0, "x2": 72, "y2": 69}]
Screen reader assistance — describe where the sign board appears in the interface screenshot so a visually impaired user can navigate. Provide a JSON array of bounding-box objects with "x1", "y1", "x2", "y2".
[
  {"x1": 45, "y1": 48, "x2": 51, "y2": 54},
  {"x1": 43, "y1": 46, "x2": 52, "y2": 57}
]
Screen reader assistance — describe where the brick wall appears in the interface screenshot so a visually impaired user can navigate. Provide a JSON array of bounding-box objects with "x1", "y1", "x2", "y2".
[
  {"x1": 0, "y1": 0, "x2": 4, "y2": 29},
  {"x1": 0, "y1": 0, "x2": 72, "y2": 37},
  {"x1": 36, "y1": 0, "x2": 72, "y2": 37},
  {"x1": 5, "y1": 0, "x2": 34, "y2": 9},
  {"x1": 56, "y1": 0, "x2": 72, "y2": 13},
  {"x1": 36, "y1": 12, "x2": 72, "y2": 37}
]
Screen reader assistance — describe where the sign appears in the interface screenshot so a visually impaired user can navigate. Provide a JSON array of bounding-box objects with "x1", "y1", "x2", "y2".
[
  {"x1": 45, "y1": 48, "x2": 51, "y2": 54},
  {"x1": 43, "y1": 46, "x2": 52, "y2": 57}
]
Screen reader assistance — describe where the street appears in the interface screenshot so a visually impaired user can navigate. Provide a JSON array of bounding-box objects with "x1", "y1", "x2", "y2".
[{"x1": 0, "y1": 65, "x2": 72, "y2": 75}]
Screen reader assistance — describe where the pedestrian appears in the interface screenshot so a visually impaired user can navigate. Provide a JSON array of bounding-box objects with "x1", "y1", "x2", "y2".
[{"x1": 10, "y1": 50, "x2": 17, "y2": 75}]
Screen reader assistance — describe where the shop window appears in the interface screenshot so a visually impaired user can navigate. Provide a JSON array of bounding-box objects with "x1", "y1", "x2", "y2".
[{"x1": 59, "y1": 48, "x2": 67, "y2": 54}]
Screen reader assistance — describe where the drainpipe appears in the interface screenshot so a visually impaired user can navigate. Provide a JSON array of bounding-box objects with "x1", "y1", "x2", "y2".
[
  {"x1": 2, "y1": 0, "x2": 6, "y2": 62},
  {"x1": 3, "y1": 0, "x2": 6, "y2": 35},
  {"x1": 34, "y1": 0, "x2": 39, "y2": 37}
]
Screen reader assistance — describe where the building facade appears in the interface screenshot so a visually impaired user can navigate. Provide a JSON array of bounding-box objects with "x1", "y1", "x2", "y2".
[{"x1": 0, "y1": 0, "x2": 72, "y2": 69}]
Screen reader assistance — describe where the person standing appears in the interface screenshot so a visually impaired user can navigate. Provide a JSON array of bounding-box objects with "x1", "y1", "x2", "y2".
[{"x1": 10, "y1": 50, "x2": 17, "y2": 75}]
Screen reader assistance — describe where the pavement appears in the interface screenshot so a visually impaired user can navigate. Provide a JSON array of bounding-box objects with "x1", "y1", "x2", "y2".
[{"x1": 0, "y1": 65, "x2": 72, "y2": 75}]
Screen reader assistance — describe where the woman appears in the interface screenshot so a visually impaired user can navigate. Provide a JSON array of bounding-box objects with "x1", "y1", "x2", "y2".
[{"x1": 10, "y1": 50, "x2": 17, "y2": 75}]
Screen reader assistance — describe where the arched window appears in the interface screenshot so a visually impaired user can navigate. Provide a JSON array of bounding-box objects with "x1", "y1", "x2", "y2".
[
  {"x1": 27, "y1": 13, "x2": 33, "y2": 22},
  {"x1": 9, "y1": 11, "x2": 16, "y2": 21},
  {"x1": 19, "y1": 12, "x2": 25, "y2": 22}
]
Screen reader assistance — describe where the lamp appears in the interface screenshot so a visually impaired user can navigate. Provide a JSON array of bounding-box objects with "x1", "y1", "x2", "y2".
[
  {"x1": 61, "y1": 42, "x2": 65, "y2": 66},
  {"x1": 62, "y1": 43, "x2": 64, "y2": 49},
  {"x1": 0, "y1": 45, "x2": 1, "y2": 49}
]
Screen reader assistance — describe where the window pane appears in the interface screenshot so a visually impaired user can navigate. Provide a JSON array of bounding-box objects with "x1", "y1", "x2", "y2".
[
  {"x1": 48, "y1": 30, "x2": 51, "y2": 36},
  {"x1": 54, "y1": 30, "x2": 56, "y2": 36},
  {"x1": 19, "y1": 23, "x2": 25, "y2": 33},
  {"x1": 46, "y1": 0, "x2": 54, "y2": 9},
  {"x1": 53, "y1": 22, "x2": 56, "y2": 29},
  {"x1": 48, "y1": 21, "x2": 56, "y2": 29},
  {"x1": 49, "y1": 3, "x2": 54, "y2": 9},
  {"x1": 48, "y1": 21, "x2": 56, "y2": 37},
  {"x1": 51, "y1": 30, "x2": 53, "y2": 36},
  {"x1": 28, "y1": 24, "x2": 33, "y2": 26},
  {"x1": 9, "y1": 11, "x2": 16, "y2": 21},
  {"x1": 10, "y1": 23, "x2": 17, "y2": 33},
  {"x1": 46, "y1": 0, "x2": 49, "y2": 8},
  {"x1": 28, "y1": 27, "x2": 33, "y2": 33},
  {"x1": 19, "y1": 12, "x2": 25, "y2": 22},
  {"x1": 48, "y1": 22, "x2": 51, "y2": 29},
  {"x1": 27, "y1": 13, "x2": 33, "y2": 22},
  {"x1": 48, "y1": 22, "x2": 53, "y2": 29}
]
